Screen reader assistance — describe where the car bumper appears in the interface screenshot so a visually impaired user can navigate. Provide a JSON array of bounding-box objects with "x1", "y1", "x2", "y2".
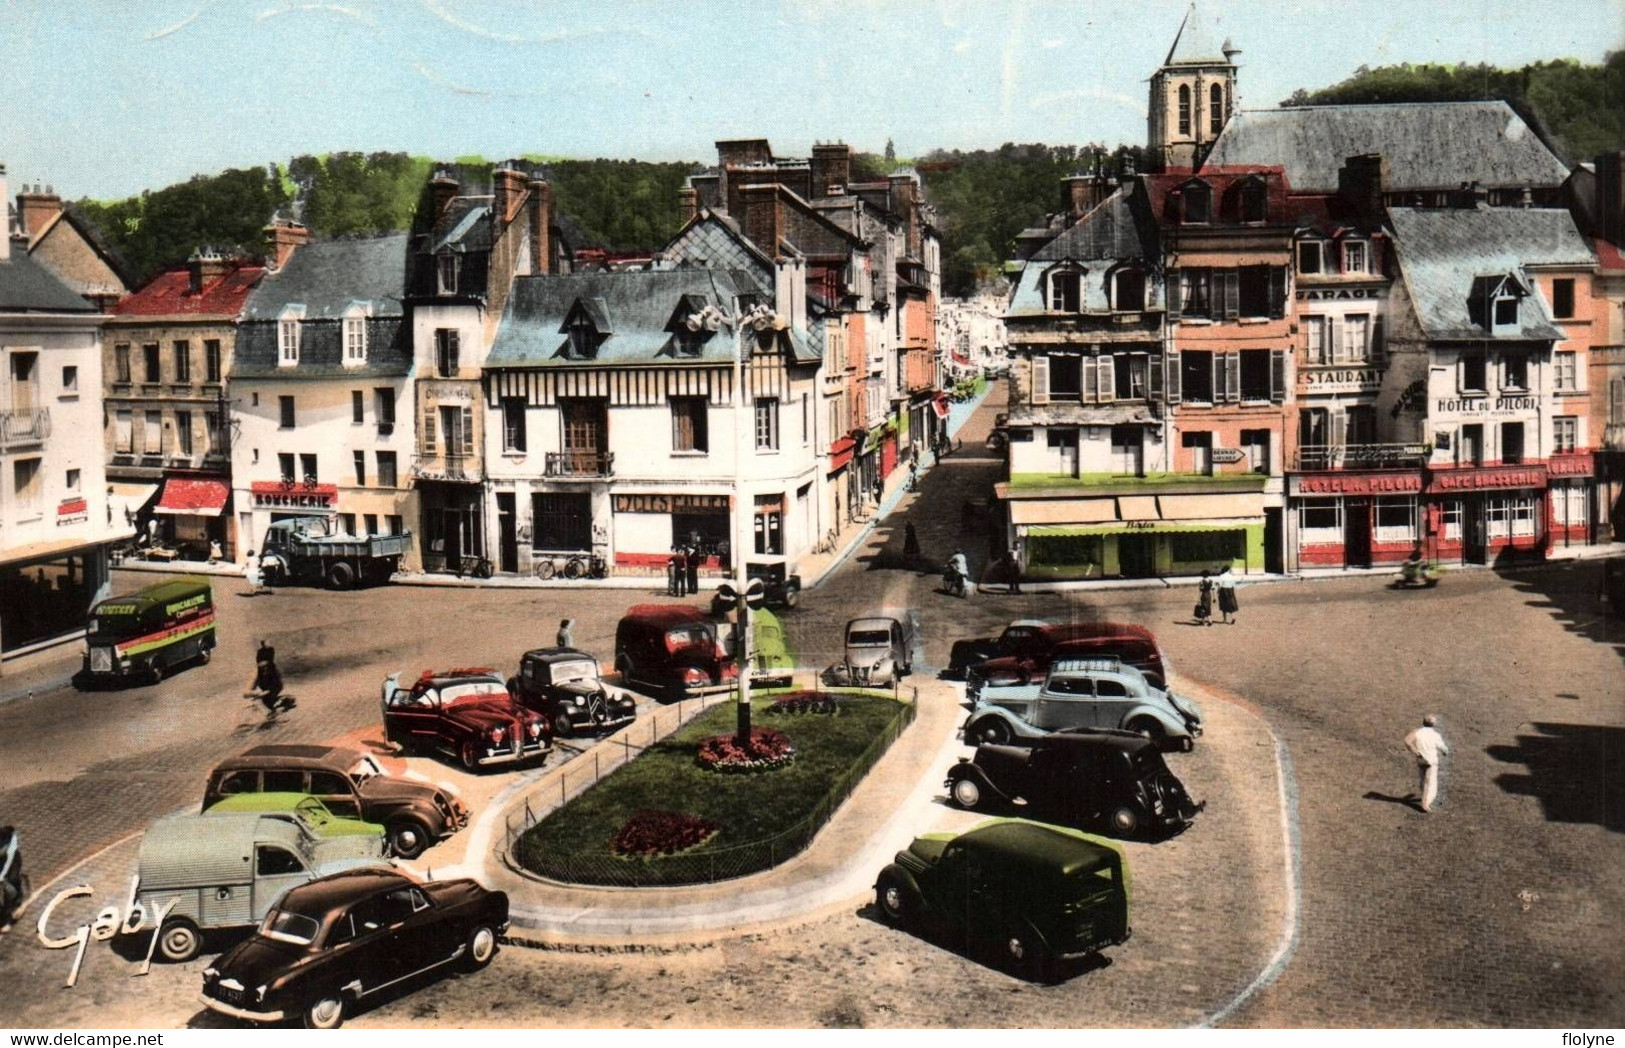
[
  {"x1": 562, "y1": 709, "x2": 637, "y2": 732},
  {"x1": 679, "y1": 681, "x2": 737, "y2": 696},
  {"x1": 476, "y1": 740, "x2": 552, "y2": 766},
  {"x1": 199, "y1": 993, "x2": 283, "y2": 1024}
]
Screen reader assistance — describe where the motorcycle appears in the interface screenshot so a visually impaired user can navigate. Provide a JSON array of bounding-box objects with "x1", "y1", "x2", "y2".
[
  {"x1": 1391, "y1": 561, "x2": 1440, "y2": 590},
  {"x1": 942, "y1": 564, "x2": 969, "y2": 598}
]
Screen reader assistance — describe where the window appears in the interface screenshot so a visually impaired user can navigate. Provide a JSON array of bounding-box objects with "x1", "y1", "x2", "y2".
[
  {"x1": 256, "y1": 846, "x2": 303, "y2": 877},
  {"x1": 204, "y1": 340, "x2": 221, "y2": 383},
  {"x1": 1112, "y1": 268, "x2": 1145, "y2": 311},
  {"x1": 205, "y1": 411, "x2": 221, "y2": 455},
  {"x1": 1501, "y1": 421, "x2": 1524, "y2": 465},
  {"x1": 1047, "y1": 354, "x2": 1083, "y2": 397},
  {"x1": 278, "y1": 319, "x2": 299, "y2": 365},
  {"x1": 1300, "y1": 499, "x2": 1342, "y2": 542},
  {"x1": 363, "y1": 513, "x2": 379, "y2": 537},
  {"x1": 1551, "y1": 278, "x2": 1575, "y2": 319},
  {"x1": 1182, "y1": 181, "x2": 1211, "y2": 224},
  {"x1": 1238, "y1": 265, "x2": 1270, "y2": 316},
  {"x1": 387, "y1": 514, "x2": 403, "y2": 536},
  {"x1": 1182, "y1": 430, "x2": 1213, "y2": 474},
  {"x1": 278, "y1": 453, "x2": 295, "y2": 483},
  {"x1": 1553, "y1": 415, "x2": 1578, "y2": 454},
  {"x1": 1241, "y1": 428, "x2": 1271, "y2": 474},
  {"x1": 1177, "y1": 268, "x2": 1212, "y2": 317},
  {"x1": 279, "y1": 395, "x2": 295, "y2": 428},
  {"x1": 173, "y1": 340, "x2": 190, "y2": 383},
  {"x1": 503, "y1": 397, "x2": 529, "y2": 453},
  {"x1": 338, "y1": 513, "x2": 357, "y2": 536},
  {"x1": 175, "y1": 410, "x2": 193, "y2": 456},
  {"x1": 1375, "y1": 497, "x2": 1416, "y2": 542},
  {"x1": 567, "y1": 314, "x2": 598, "y2": 359},
  {"x1": 1460, "y1": 353, "x2": 1487, "y2": 393},
  {"x1": 671, "y1": 397, "x2": 707, "y2": 453},
  {"x1": 1552, "y1": 481, "x2": 1588, "y2": 525},
  {"x1": 374, "y1": 388, "x2": 396, "y2": 431},
  {"x1": 343, "y1": 315, "x2": 367, "y2": 363},
  {"x1": 1239, "y1": 350, "x2": 1271, "y2": 401},
  {"x1": 1342, "y1": 241, "x2": 1368, "y2": 274},
  {"x1": 1502, "y1": 353, "x2": 1529, "y2": 391},
  {"x1": 353, "y1": 450, "x2": 366, "y2": 486},
  {"x1": 1459, "y1": 424, "x2": 1484, "y2": 466},
  {"x1": 532, "y1": 492, "x2": 590, "y2": 550},
  {"x1": 1304, "y1": 315, "x2": 1331, "y2": 364},
  {"x1": 437, "y1": 253, "x2": 458, "y2": 295},
  {"x1": 1342, "y1": 314, "x2": 1370, "y2": 363},
  {"x1": 115, "y1": 409, "x2": 132, "y2": 452},
  {"x1": 1181, "y1": 351, "x2": 1214, "y2": 403},
  {"x1": 1048, "y1": 268, "x2": 1082, "y2": 312},
  {"x1": 439, "y1": 405, "x2": 473, "y2": 455},
  {"x1": 64, "y1": 468, "x2": 81, "y2": 495},
  {"x1": 143, "y1": 410, "x2": 163, "y2": 454},
  {"x1": 1177, "y1": 84, "x2": 1191, "y2": 135},
  {"x1": 1110, "y1": 424, "x2": 1143, "y2": 474},
  {"x1": 1440, "y1": 500, "x2": 1463, "y2": 540},
  {"x1": 376, "y1": 451, "x2": 397, "y2": 487},
  {"x1": 1488, "y1": 495, "x2": 1536, "y2": 537},
  {"x1": 143, "y1": 343, "x2": 160, "y2": 383},
  {"x1": 1209, "y1": 83, "x2": 1224, "y2": 135},
  {"x1": 114, "y1": 343, "x2": 131, "y2": 383},
  {"x1": 1554, "y1": 350, "x2": 1578, "y2": 391},
  {"x1": 1297, "y1": 242, "x2": 1323, "y2": 275},
  {"x1": 435, "y1": 328, "x2": 460, "y2": 377},
  {"x1": 753, "y1": 495, "x2": 783, "y2": 555},
  {"x1": 12, "y1": 458, "x2": 41, "y2": 511},
  {"x1": 1113, "y1": 354, "x2": 1149, "y2": 399},
  {"x1": 1493, "y1": 295, "x2": 1519, "y2": 328},
  {"x1": 352, "y1": 390, "x2": 364, "y2": 424},
  {"x1": 754, "y1": 398, "x2": 780, "y2": 451},
  {"x1": 300, "y1": 453, "x2": 318, "y2": 483},
  {"x1": 1346, "y1": 405, "x2": 1377, "y2": 446}
]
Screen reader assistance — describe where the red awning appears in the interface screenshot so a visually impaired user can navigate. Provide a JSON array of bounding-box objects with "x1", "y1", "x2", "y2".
[
  {"x1": 951, "y1": 351, "x2": 972, "y2": 366},
  {"x1": 153, "y1": 476, "x2": 230, "y2": 517},
  {"x1": 931, "y1": 398, "x2": 950, "y2": 420},
  {"x1": 828, "y1": 435, "x2": 856, "y2": 473}
]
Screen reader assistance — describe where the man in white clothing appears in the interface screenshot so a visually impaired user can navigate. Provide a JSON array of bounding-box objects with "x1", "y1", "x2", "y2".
[{"x1": 1405, "y1": 714, "x2": 1449, "y2": 813}]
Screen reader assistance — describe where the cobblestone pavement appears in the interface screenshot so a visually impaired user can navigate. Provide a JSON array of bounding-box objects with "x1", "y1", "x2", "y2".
[{"x1": 2, "y1": 382, "x2": 1621, "y2": 1027}]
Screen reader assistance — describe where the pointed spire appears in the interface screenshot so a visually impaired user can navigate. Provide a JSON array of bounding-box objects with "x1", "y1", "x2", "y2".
[{"x1": 1163, "y1": 2, "x2": 1231, "y2": 67}]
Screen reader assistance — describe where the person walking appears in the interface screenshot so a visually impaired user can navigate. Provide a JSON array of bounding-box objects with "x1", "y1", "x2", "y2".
[
  {"x1": 1217, "y1": 565, "x2": 1239, "y2": 624},
  {"x1": 903, "y1": 521, "x2": 921, "y2": 567},
  {"x1": 1405, "y1": 715, "x2": 1449, "y2": 813},
  {"x1": 242, "y1": 550, "x2": 268, "y2": 597},
  {"x1": 948, "y1": 548, "x2": 972, "y2": 598},
  {"x1": 556, "y1": 618, "x2": 575, "y2": 648},
  {"x1": 1195, "y1": 570, "x2": 1214, "y2": 626},
  {"x1": 0, "y1": 825, "x2": 22, "y2": 934},
  {"x1": 247, "y1": 640, "x2": 285, "y2": 716},
  {"x1": 685, "y1": 543, "x2": 701, "y2": 596},
  {"x1": 666, "y1": 548, "x2": 681, "y2": 596},
  {"x1": 1004, "y1": 546, "x2": 1023, "y2": 594}
]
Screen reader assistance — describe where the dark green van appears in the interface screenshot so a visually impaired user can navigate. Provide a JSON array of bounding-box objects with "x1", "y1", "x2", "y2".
[{"x1": 78, "y1": 577, "x2": 216, "y2": 687}]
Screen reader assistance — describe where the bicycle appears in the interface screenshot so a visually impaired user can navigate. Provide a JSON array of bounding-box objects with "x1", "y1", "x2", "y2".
[
  {"x1": 812, "y1": 529, "x2": 839, "y2": 555},
  {"x1": 452, "y1": 553, "x2": 493, "y2": 580}
]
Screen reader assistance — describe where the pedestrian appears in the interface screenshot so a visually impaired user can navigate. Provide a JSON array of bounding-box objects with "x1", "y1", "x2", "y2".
[
  {"x1": 208, "y1": 539, "x2": 224, "y2": 564},
  {"x1": 1005, "y1": 546, "x2": 1023, "y2": 594},
  {"x1": 685, "y1": 543, "x2": 700, "y2": 596},
  {"x1": 1405, "y1": 714, "x2": 1449, "y2": 813},
  {"x1": 949, "y1": 548, "x2": 972, "y2": 598},
  {"x1": 556, "y1": 618, "x2": 574, "y2": 649},
  {"x1": 1217, "y1": 564, "x2": 1238, "y2": 624},
  {"x1": 666, "y1": 548, "x2": 681, "y2": 596},
  {"x1": 0, "y1": 825, "x2": 21, "y2": 934},
  {"x1": 1195, "y1": 570, "x2": 1214, "y2": 626},
  {"x1": 242, "y1": 549, "x2": 266, "y2": 597},
  {"x1": 672, "y1": 546, "x2": 689, "y2": 597},
  {"x1": 247, "y1": 640, "x2": 284, "y2": 715},
  {"x1": 903, "y1": 521, "x2": 921, "y2": 566}
]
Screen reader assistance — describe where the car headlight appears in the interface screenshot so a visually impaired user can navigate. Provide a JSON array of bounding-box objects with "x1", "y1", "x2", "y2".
[
  {"x1": 490, "y1": 726, "x2": 506, "y2": 743},
  {"x1": 574, "y1": 695, "x2": 585, "y2": 707},
  {"x1": 255, "y1": 984, "x2": 268, "y2": 1003},
  {"x1": 528, "y1": 721, "x2": 542, "y2": 738},
  {"x1": 204, "y1": 967, "x2": 219, "y2": 981}
]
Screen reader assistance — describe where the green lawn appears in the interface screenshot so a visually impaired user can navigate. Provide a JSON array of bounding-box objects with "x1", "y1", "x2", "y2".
[{"x1": 516, "y1": 691, "x2": 912, "y2": 886}]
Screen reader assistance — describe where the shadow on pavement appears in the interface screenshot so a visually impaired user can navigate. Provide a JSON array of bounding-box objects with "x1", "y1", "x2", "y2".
[
  {"x1": 851, "y1": 902, "x2": 1113, "y2": 986},
  {"x1": 1486, "y1": 722, "x2": 1625, "y2": 833},
  {"x1": 1491, "y1": 558, "x2": 1625, "y2": 665},
  {"x1": 1362, "y1": 790, "x2": 1422, "y2": 812}
]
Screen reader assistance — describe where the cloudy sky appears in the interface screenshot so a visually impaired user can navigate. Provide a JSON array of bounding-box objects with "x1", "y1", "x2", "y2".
[{"x1": 3, "y1": 0, "x2": 1619, "y2": 200}]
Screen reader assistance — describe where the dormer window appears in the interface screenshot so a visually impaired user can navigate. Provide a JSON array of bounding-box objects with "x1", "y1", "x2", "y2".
[
  {"x1": 1494, "y1": 295, "x2": 1519, "y2": 328},
  {"x1": 342, "y1": 304, "x2": 369, "y2": 366},
  {"x1": 437, "y1": 253, "x2": 458, "y2": 295},
  {"x1": 277, "y1": 306, "x2": 304, "y2": 367},
  {"x1": 1111, "y1": 267, "x2": 1146, "y2": 312},
  {"x1": 1240, "y1": 178, "x2": 1268, "y2": 223},
  {"x1": 1297, "y1": 240, "x2": 1325, "y2": 275},
  {"x1": 1046, "y1": 266, "x2": 1083, "y2": 312},
  {"x1": 1181, "y1": 181, "x2": 1211, "y2": 224},
  {"x1": 561, "y1": 297, "x2": 610, "y2": 360},
  {"x1": 1473, "y1": 273, "x2": 1527, "y2": 334},
  {"x1": 569, "y1": 315, "x2": 596, "y2": 358},
  {"x1": 1342, "y1": 240, "x2": 1368, "y2": 274}
]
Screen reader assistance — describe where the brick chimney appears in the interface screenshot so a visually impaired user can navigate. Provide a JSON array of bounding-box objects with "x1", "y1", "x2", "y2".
[
  {"x1": 1597, "y1": 151, "x2": 1625, "y2": 246},
  {"x1": 188, "y1": 247, "x2": 231, "y2": 294},
  {"x1": 17, "y1": 182, "x2": 62, "y2": 240},
  {"x1": 527, "y1": 178, "x2": 554, "y2": 276},
  {"x1": 716, "y1": 139, "x2": 774, "y2": 170},
  {"x1": 740, "y1": 183, "x2": 784, "y2": 259},
  {"x1": 810, "y1": 142, "x2": 852, "y2": 199},
  {"x1": 0, "y1": 163, "x2": 9, "y2": 263},
  {"x1": 678, "y1": 185, "x2": 699, "y2": 226},
  {"x1": 1062, "y1": 173, "x2": 1109, "y2": 219},
  {"x1": 264, "y1": 218, "x2": 310, "y2": 271},
  {"x1": 431, "y1": 169, "x2": 460, "y2": 219},
  {"x1": 1337, "y1": 154, "x2": 1388, "y2": 225},
  {"x1": 493, "y1": 162, "x2": 527, "y2": 225},
  {"x1": 889, "y1": 173, "x2": 921, "y2": 257}
]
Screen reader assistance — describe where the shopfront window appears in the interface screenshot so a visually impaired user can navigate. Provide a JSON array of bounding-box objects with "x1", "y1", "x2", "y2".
[
  {"x1": 753, "y1": 495, "x2": 784, "y2": 556},
  {"x1": 0, "y1": 554, "x2": 91, "y2": 652},
  {"x1": 532, "y1": 493, "x2": 591, "y2": 551},
  {"x1": 1439, "y1": 500, "x2": 1463, "y2": 540},
  {"x1": 1299, "y1": 500, "x2": 1342, "y2": 544},
  {"x1": 1487, "y1": 496, "x2": 1536, "y2": 538},
  {"x1": 1169, "y1": 531, "x2": 1242, "y2": 565},
  {"x1": 1552, "y1": 482, "x2": 1588, "y2": 525},
  {"x1": 1374, "y1": 497, "x2": 1416, "y2": 544}
]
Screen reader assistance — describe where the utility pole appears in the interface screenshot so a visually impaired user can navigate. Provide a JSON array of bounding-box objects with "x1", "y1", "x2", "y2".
[{"x1": 732, "y1": 299, "x2": 761, "y2": 744}]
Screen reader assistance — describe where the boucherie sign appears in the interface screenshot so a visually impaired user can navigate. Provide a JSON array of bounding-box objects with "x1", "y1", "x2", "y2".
[{"x1": 250, "y1": 480, "x2": 338, "y2": 510}]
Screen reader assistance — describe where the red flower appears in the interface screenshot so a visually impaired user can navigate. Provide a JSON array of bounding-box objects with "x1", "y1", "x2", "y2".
[
  {"x1": 610, "y1": 810, "x2": 720, "y2": 857},
  {"x1": 696, "y1": 728, "x2": 796, "y2": 773}
]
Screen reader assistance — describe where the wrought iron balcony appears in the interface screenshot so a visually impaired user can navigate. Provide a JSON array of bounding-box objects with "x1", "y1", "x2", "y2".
[
  {"x1": 411, "y1": 451, "x2": 483, "y2": 483},
  {"x1": 544, "y1": 451, "x2": 614, "y2": 478},
  {"x1": 1294, "y1": 443, "x2": 1429, "y2": 471},
  {"x1": 0, "y1": 408, "x2": 50, "y2": 449}
]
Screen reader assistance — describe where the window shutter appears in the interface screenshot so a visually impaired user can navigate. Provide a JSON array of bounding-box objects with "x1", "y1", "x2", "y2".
[
  {"x1": 1150, "y1": 354, "x2": 1164, "y2": 399},
  {"x1": 1331, "y1": 411, "x2": 1348, "y2": 451},
  {"x1": 1082, "y1": 355, "x2": 1099, "y2": 402},
  {"x1": 1098, "y1": 356, "x2": 1115, "y2": 403},
  {"x1": 1456, "y1": 355, "x2": 1466, "y2": 394},
  {"x1": 1370, "y1": 314, "x2": 1385, "y2": 365},
  {"x1": 1032, "y1": 355, "x2": 1050, "y2": 404},
  {"x1": 423, "y1": 409, "x2": 436, "y2": 452},
  {"x1": 1167, "y1": 272, "x2": 1182, "y2": 317},
  {"x1": 461, "y1": 407, "x2": 474, "y2": 454},
  {"x1": 1224, "y1": 352, "x2": 1241, "y2": 402},
  {"x1": 1611, "y1": 378, "x2": 1625, "y2": 424},
  {"x1": 1166, "y1": 351, "x2": 1182, "y2": 403},
  {"x1": 1270, "y1": 349, "x2": 1287, "y2": 403},
  {"x1": 1221, "y1": 271, "x2": 1239, "y2": 320},
  {"x1": 1269, "y1": 266, "x2": 1288, "y2": 318}
]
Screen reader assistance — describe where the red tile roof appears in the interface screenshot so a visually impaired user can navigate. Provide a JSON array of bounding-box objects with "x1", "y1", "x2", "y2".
[
  {"x1": 113, "y1": 262, "x2": 266, "y2": 317},
  {"x1": 1145, "y1": 165, "x2": 1294, "y2": 226},
  {"x1": 1593, "y1": 237, "x2": 1625, "y2": 273}
]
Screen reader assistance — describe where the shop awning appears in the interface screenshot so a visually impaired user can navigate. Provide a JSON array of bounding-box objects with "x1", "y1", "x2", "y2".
[
  {"x1": 931, "y1": 398, "x2": 949, "y2": 420},
  {"x1": 153, "y1": 476, "x2": 230, "y2": 517},
  {"x1": 1158, "y1": 493, "x2": 1266, "y2": 520},
  {"x1": 1117, "y1": 495, "x2": 1160, "y2": 521},
  {"x1": 1026, "y1": 521, "x2": 1260, "y2": 538},
  {"x1": 107, "y1": 481, "x2": 158, "y2": 526},
  {"x1": 1010, "y1": 498, "x2": 1117, "y2": 526}
]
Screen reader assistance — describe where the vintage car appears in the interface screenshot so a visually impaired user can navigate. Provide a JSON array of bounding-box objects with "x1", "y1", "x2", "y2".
[
  {"x1": 946, "y1": 732, "x2": 1204, "y2": 837},
  {"x1": 382, "y1": 669, "x2": 551, "y2": 772},
  {"x1": 76, "y1": 577, "x2": 216, "y2": 687},
  {"x1": 945, "y1": 618, "x2": 1054, "y2": 679},
  {"x1": 824, "y1": 613, "x2": 915, "y2": 688},
  {"x1": 206, "y1": 793, "x2": 388, "y2": 842},
  {"x1": 873, "y1": 818, "x2": 1130, "y2": 977},
  {"x1": 509, "y1": 647, "x2": 637, "y2": 737},
  {"x1": 200, "y1": 867, "x2": 509, "y2": 1029},
  {"x1": 202, "y1": 744, "x2": 467, "y2": 860},
  {"x1": 708, "y1": 562, "x2": 803, "y2": 615},
  {"x1": 614, "y1": 604, "x2": 739, "y2": 699},
  {"x1": 963, "y1": 621, "x2": 1170, "y2": 691},
  {"x1": 966, "y1": 657, "x2": 1202, "y2": 751},
  {"x1": 136, "y1": 812, "x2": 391, "y2": 963}
]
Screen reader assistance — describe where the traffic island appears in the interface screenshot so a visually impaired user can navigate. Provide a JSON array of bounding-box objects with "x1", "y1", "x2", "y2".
[{"x1": 514, "y1": 690, "x2": 914, "y2": 886}]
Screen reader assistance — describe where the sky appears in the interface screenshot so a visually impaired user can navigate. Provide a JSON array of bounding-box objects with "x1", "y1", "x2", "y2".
[{"x1": 2, "y1": 0, "x2": 1621, "y2": 201}]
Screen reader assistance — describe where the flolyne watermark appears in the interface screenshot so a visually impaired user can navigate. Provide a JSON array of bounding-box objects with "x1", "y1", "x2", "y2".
[{"x1": 35, "y1": 877, "x2": 176, "y2": 988}]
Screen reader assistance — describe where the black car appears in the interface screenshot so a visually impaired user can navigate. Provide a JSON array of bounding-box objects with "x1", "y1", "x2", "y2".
[
  {"x1": 200, "y1": 868, "x2": 508, "y2": 1029},
  {"x1": 709, "y1": 562, "x2": 802, "y2": 616},
  {"x1": 509, "y1": 647, "x2": 637, "y2": 737},
  {"x1": 945, "y1": 619, "x2": 1052, "y2": 679},
  {"x1": 945, "y1": 731, "x2": 1203, "y2": 838}
]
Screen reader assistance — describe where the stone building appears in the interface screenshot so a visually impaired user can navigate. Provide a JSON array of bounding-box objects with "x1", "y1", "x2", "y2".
[{"x1": 1146, "y1": 4, "x2": 1239, "y2": 172}]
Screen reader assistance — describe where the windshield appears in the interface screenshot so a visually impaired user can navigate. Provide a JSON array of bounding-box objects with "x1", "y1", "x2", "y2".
[
  {"x1": 551, "y1": 659, "x2": 598, "y2": 684},
  {"x1": 260, "y1": 909, "x2": 321, "y2": 946},
  {"x1": 665, "y1": 626, "x2": 714, "y2": 652},
  {"x1": 87, "y1": 613, "x2": 141, "y2": 640},
  {"x1": 848, "y1": 629, "x2": 891, "y2": 647},
  {"x1": 348, "y1": 755, "x2": 382, "y2": 785},
  {"x1": 293, "y1": 796, "x2": 333, "y2": 829},
  {"x1": 441, "y1": 683, "x2": 509, "y2": 707}
]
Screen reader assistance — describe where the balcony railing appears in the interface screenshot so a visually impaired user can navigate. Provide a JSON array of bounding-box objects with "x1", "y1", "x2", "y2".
[
  {"x1": 411, "y1": 451, "x2": 483, "y2": 483},
  {"x1": 544, "y1": 451, "x2": 614, "y2": 478},
  {"x1": 1294, "y1": 443, "x2": 1429, "y2": 471},
  {"x1": 0, "y1": 408, "x2": 50, "y2": 448}
]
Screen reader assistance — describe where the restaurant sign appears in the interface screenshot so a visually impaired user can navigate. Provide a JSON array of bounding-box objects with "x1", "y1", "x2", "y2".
[
  {"x1": 614, "y1": 493, "x2": 732, "y2": 514},
  {"x1": 1291, "y1": 472, "x2": 1423, "y2": 497},
  {"x1": 1426, "y1": 466, "x2": 1545, "y2": 493},
  {"x1": 1300, "y1": 367, "x2": 1383, "y2": 393},
  {"x1": 1547, "y1": 452, "x2": 1594, "y2": 478}
]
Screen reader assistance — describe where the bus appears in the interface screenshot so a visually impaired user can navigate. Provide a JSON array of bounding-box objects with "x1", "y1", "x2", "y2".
[{"x1": 78, "y1": 577, "x2": 216, "y2": 687}]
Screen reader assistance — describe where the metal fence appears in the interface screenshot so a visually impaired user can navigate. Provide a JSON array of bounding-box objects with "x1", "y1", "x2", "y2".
[{"x1": 503, "y1": 686, "x2": 918, "y2": 887}]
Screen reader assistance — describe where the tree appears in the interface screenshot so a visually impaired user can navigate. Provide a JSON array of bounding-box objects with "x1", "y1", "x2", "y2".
[{"x1": 884, "y1": 138, "x2": 896, "y2": 164}]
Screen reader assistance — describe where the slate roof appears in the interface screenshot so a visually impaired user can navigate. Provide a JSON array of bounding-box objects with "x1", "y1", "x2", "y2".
[
  {"x1": 1163, "y1": 3, "x2": 1231, "y2": 66},
  {"x1": 430, "y1": 199, "x2": 493, "y2": 254},
  {"x1": 242, "y1": 234, "x2": 409, "y2": 321},
  {"x1": 1389, "y1": 207, "x2": 1594, "y2": 341},
  {"x1": 1008, "y1": 185, "x2": 1163, "y2": 318},
  {"x1": 0, "y1": 239, "x2": 99, "y2": 313},
  {"x1": 112, "y1": 261, "x2": 265, "y2": 318},
  {"x1": 1203, "y1": 103, "x2": 1569, "y2": 194},
  {"x1": 488, "y1": 268, "x2": 819, "y2": 368}
]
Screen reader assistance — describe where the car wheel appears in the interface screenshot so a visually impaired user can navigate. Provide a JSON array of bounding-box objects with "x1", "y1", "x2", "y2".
[
  {"x1": 969, "y1": 717, "x2": 1011, "y2": 746},
  {"x1": 950, "y1": 776, "x2": 983, "y2": 811},
  {"x1": 303, "y1": 993, "x2": 346, "y2": 1030},
  {"x1": 145, "y1": 661, "x2": 164, "y2": 687},
  {"x1": 156, "y1": 917, "x2": 201, "y2": 962},
  {"x1": 1109, "y1": 805, "x2": 1140, "y2": 835},
  {"x1": 196, "y1": 646, "x2": 211, "y2": 666},
  {"x1": 875, "y1": 874, "x2": 911, "y2": 928},
  {"x1": 551, "y1": 713, "x2": 573, "y2": 740},
  {"x1": 459, "y1": 741, "x2": 481, "y2": 772},
  {"x1": 782, "y1": 586, "x2": 800, "y2": 609},
  {"x1": 1128, "y1": 717, "x2": 1166, "y2": 747},
  {"x1": 1003, "y1": 929, "x2": 1047, "y2": 979},
  {"x1": 387, "y1": 819, "x2": 431, "y2": 860},
  {"x1": 327, "y1": 562, "x2": 357, "y2": 590},
  {"x1": 462, "y1": 923, "x2": 498, "y2": 971}
]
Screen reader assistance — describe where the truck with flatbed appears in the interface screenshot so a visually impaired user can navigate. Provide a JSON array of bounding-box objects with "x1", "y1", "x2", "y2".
[{"x1": 259, "y1": 516, "x2": 412, "y2": 590}]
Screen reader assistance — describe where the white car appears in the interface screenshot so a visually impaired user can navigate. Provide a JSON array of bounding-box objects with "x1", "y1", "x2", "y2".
[{"x1": 964, "y1": 657, "x2": 1203, "y2": 751}]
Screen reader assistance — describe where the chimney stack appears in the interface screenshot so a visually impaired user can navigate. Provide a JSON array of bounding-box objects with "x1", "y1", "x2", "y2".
[
  {"x1": 1337, "y1": 154, "x2": 1388, "y2": 225},
  {"x1": 810, "y1": 142, "x2": 853, "y2": 199},
  {"x1": 493, "y1": 162, "x2": 527, "y2": 225},
  {"x1": 678, "y1": 185, "x2": 699, "y2": 226},
  {"x1": 264, "y1": 218, "x2": 310, "y2": 271},
  {"x1": 740, "y1": 184, "x2": 784, "y2": 260},
  {"x1": 17, "y1": 182, "x2": 62, "y2": 240},
  {"x1": 188, "y1": 247, "x2": 231, "y2": 294},
  {"x1": 527, "y1": 177, "x2": 554, "y2": 275},
  {"x1": 1597, "y1": 151, "x2": 1625, "y2": 246},
  {"x1": 431, "y1": 168, "x2": 460, "y2": 219},
  {"x1": 0, "y1": 163, "x2": 9, "y2": 262},
  {"x1": 1062, "y1": 172, "x2": 1109, "y2": 219}
]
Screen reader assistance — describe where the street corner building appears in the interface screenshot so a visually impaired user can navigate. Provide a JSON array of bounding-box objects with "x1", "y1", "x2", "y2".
[{"x1": 0, "y1": 163, "x2": 130, "y2": 662}]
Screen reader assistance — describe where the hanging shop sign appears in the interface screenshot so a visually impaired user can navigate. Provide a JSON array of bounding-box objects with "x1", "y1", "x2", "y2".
[
  {"x1": 614, "y1": 493, "x2": 732, "y2": 514},
  {"x1": 56, "y1": 497, "x2": 89, "y2": 526}
]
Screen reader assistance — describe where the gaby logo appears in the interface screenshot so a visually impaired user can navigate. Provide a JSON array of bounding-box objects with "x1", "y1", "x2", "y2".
[{"x1": 35, "y1": 877, "x2": 176, "y2": 988}]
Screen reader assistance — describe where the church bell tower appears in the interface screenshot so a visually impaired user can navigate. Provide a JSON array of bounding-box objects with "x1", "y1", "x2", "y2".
[{"x1": 1147, "y1": 3, "x2": 1240, "y2": 171}]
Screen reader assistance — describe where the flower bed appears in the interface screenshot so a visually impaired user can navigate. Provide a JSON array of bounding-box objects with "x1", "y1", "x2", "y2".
[
  {"x1": 696, "y1": 727, "x2": 796, "y2": 773},
  {"x1": 610, "y1": 810, "x2": 719, "y2": 857},
  {"x1": 766, "y1": 692, "x2": 842, "y2": 717}
]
